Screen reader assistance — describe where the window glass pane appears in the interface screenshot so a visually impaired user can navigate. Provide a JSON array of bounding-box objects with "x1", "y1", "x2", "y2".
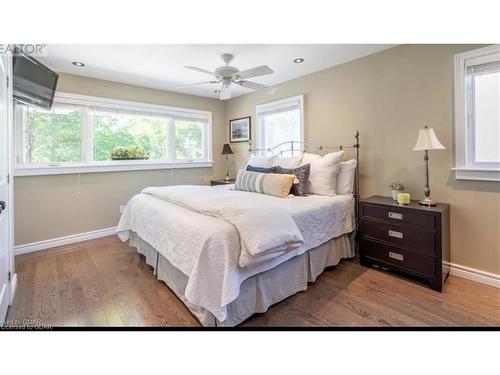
[
  {"x1": 23, "y1": 106, "x2": 82, "y2": 163},
  {"x1": 174, "y1": 118, "x2": 205, "y2": 160},
  {"x1": 262, "y1": 108, "x2": 301, "y2": 155},
  {"x1": 474, "y1": 71, "x2": 500, "y2": 163},
  {"x1": 92, "y1": 111, "x2": 167, "y2": 161}
]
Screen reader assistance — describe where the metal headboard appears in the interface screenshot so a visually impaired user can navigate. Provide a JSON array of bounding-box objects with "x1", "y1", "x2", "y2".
[{"x1": 248, "y1": 130, "x2": 360, "y2": 252}]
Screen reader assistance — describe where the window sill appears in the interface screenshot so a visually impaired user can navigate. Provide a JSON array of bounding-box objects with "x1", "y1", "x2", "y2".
[
  {"x1": 452, "y1": 168, "x2": 500, "y2": 182},
  {"x1": 14, "y1": 160, "x2": 214, "y2": 176}
]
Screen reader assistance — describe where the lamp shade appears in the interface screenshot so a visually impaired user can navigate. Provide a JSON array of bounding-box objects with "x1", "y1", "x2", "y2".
[
  {"x1": 221, "y1": 143, "x2": 233, "y2": 155},
  {"x1": 413, "y1": 126, "x2": 445, "y2": 151}
]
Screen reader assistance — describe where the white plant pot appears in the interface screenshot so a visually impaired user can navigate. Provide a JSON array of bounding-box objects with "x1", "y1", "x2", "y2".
[{"x1": 391, "y1": 190, "x2": 399, "y2": 201}]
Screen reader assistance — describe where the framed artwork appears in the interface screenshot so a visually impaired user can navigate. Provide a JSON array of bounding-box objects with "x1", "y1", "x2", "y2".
[{"x1": 229, "y1": 116, "x2": 251, "y2": 143}]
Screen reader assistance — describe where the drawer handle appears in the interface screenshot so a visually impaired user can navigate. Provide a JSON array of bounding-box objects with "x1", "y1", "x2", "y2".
[
  {"x1": 389, "y1": 251, "x2": 404, "y2": 261},
  {"x1": 388, "y1": 212, "x2": 403, "y2": 220},
  {"x1": 388, "y1": 230, "x2": 403, "y2": 239}
]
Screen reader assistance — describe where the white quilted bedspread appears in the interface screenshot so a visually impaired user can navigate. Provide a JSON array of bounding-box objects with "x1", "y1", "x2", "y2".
[{"x1": 116, "y1": 184, "x2": 355, "y2": 322}]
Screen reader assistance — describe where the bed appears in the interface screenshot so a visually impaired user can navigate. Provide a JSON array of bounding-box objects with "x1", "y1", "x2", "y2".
[{"x1": 116, "y1": 131, "x2": 360, "y2": 327}]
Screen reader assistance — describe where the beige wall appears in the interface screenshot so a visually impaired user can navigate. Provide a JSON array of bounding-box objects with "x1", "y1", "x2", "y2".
[
  {"x1": 225, "y1": 45, "x2": 500, "y2": 275},
  {"x1": 14, "y1": 73, "x2": 226, "y2": 245}
]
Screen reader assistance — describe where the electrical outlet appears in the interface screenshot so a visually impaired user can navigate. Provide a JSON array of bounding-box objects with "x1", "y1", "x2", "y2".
[{"x1": 119, "y1": 205, "x2": 126, "y2": 214}]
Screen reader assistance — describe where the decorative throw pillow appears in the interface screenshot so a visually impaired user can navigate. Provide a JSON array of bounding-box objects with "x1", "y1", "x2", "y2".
[
  {"x1": 245, "y1": 155, "x2": 276, "y2": 169},
  {"x1": 233, "y1": 170, "x2": 296, "y2": 198},
  {"x1": 272, "y1": 154, "x2": 304, "y2": 169},
  {"x1": 336, "y1": 159, "x2": 357, "y2": 195},
  {"x1": 246, "y1": 165, "x2": 277, "y2": 173},
  {"x1": 301, "y1": 150, "x2": 344, "y2": 196},
  {"x1": 275, "y1": 164, "x2": 311, "y2": 196}
]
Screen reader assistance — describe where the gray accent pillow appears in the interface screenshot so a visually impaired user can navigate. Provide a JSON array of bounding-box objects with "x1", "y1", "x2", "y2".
[
  {"x1": 275, "y1": 164, "x2": 311, "y2": 196},
  {"x1": 246, "y1": 165, "x2": 277, "y2": 173}
]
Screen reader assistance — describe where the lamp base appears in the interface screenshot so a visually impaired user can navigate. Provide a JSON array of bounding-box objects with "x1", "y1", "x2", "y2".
[
  {"x1": 419, "y1": 197, "x2": 437, "y2": 207},
  {"x1": 225, "y1": 175, "x2": 231, "y2": 181}
]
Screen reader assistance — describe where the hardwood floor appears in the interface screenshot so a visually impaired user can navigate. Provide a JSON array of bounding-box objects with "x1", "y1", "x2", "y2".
[{"x1": 6, "y1": 235, "x2": 500, "y2": 328}]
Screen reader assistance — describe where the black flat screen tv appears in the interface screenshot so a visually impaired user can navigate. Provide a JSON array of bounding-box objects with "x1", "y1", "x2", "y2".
[{"x1": 13, "y1": 51, "x2": 59, "y2": 110}]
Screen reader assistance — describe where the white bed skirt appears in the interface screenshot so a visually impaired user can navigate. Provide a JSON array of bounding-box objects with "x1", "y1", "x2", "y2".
[{"x1": 129, "y1": 232, "x2": 355, "y2": 327}]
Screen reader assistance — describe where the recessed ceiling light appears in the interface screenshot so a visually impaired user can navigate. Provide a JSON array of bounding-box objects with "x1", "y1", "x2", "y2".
[
  {"x1": 72, "y1": 61, "x2": 85, "y2": 67},
  {"x1": 294, "y1": 58, "x2": 304, "y2": 64}
]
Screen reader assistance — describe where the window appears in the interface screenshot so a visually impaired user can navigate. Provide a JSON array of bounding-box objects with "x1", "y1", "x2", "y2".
[
  {"x1": 454, "y1": 45, "x2": 500, "y2": 181},
  {"x1": 256, "y1": 95, "x2": 304, "y2": 155},
  {"x1": 22, "y1": 105, "x2": 82, "y2": 163},
  {"x1": 14, "y1": 93, "x2": 212, "y2": 175},
  {"x1": 91, "y1": 109, "x2": 168, "y2": 161}
]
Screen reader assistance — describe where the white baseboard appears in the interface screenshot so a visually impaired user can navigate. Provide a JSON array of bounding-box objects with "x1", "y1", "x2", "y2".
[
  {"x1": 14, "y1": 227, "x2": 117, "y2": 256},
  {"x1": 445, "y1": 262, "x2": 500, "y2": 289}
]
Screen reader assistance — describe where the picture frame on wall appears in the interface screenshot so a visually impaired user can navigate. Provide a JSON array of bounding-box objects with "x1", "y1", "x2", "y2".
[{"x1": 229, "y1": 116, "x2": 251, "y2": 143}]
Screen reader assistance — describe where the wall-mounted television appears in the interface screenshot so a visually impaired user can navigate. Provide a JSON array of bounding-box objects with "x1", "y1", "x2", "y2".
[{"x1": 13, "y1": 51, "x2": 59, "y2": 110}]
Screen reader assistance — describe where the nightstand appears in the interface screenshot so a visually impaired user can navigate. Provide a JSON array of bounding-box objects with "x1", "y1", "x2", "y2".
[
  {"x1": 210, "y1": 179, "x2": 235, "y2": 186},
  {"x1": 359, "y1": 195, "x2": 450, "y2": 292}
]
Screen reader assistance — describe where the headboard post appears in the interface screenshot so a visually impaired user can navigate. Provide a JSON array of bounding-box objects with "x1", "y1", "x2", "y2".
[{"x1": 353, "y1": 129, "x2": 360, "y2": 253}]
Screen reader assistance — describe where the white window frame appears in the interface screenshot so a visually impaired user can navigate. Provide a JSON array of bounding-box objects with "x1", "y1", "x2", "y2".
[
  {"x1": 255, "y1": 95, "x2": 304, "y2": 150},
  {"x1": 453, "y1": 45, "x2": 500, "y2": 181},
  {"x1": 13, "y1": 92, "x2": 213, "y2": 176}
]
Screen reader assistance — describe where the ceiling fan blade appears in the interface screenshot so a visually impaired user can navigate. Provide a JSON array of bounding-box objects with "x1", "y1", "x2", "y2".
[
  {"x1": 220, "y1": 83, "x2": 232, "y2": 100},
  {"x1": 236, "y1": 80, "x2": 276, "y2": 94},
  {"x1": 236, "y1": 65, "x2": 274, "y2": 80},
  {"x1": 177, "y1": 80, "x2": 220, "y2": 88},
  {"x1": 184, "y1": 66, "x2": 215, "y2": 75}
]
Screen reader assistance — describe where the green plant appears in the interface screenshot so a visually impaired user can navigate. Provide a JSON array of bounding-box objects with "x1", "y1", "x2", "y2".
[
  {"x1": 110, "y1": 146, "x2": 150, "y2": 160},
  {"x1": 389, "y1": 181, "x2": 406, "y2": 192}
]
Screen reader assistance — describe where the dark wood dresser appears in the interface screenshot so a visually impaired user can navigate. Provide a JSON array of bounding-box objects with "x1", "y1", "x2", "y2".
[{"x1": 359, "y1": 195, "x2": 450, "y2": 291}]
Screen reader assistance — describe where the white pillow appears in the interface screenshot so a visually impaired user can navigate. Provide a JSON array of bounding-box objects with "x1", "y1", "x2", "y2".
[
  {"x1": 336, "y1": 159, "x2": 357, "y2": 195},
  {"x1": 246, "y1": 154, "x2": 276, "y2": 168},
  {"x1": 272, "y1": 154, "x2": 303, "y2": 168},
  {"x1": 301, "y1": 151, "x2": 344, "y2": 196},
  {"x1": 301, "y1": 152, "x2": 322, "y2": 165}
]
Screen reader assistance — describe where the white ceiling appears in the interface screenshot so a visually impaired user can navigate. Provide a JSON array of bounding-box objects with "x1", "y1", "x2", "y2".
[{"x1": 38, "y1": 44, "x2": 396, "y2": 100}]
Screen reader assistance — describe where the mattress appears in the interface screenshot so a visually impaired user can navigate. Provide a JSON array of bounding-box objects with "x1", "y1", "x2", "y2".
[
  {"x1": 117, "y1": 185, "x2": 355, "y2": 322},
  {"x1": 130, "y1": 231, "x2": 355, "y2": 326}
]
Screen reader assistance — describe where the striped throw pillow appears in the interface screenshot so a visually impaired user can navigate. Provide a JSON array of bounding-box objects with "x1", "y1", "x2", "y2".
[{"x1": 233, "y1": 170, "x2": 296, "y2": 198}]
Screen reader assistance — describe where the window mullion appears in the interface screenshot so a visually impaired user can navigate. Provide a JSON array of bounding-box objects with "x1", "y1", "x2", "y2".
[
  {"x1": 81, "y1": 107, "x2": 93, "y2": 163},
  {"x1": 14, "y1": 105, "x2": 25, "y2": 165},
  {"x1": 166, "y1": 116, "x2": 176, "y2": 161}
]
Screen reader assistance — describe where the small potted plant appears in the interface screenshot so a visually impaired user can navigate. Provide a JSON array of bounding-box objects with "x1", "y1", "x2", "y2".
[
  {"x1": 110, "y1": 146, "x2": 150, "y2": 160},
  {"x1": 389, "y1": 181, "x2": 406, "y2": 201}
]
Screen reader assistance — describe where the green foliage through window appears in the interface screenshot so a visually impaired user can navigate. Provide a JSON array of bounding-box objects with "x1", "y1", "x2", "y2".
[
  {"x1": 23, "y1": 106, "x2": 82, "y2": 163},
  {"x1": 93, "y1": 111, "x2": 166, "y2": 161},
  {"x1": 18, "y1": 103, "x2": 209, "y2": 164},
  {"x1": 174, "y1": 119, "x2": 204, "y2": 160}
]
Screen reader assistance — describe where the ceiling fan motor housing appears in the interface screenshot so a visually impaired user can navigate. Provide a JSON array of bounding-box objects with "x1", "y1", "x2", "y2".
[{"x1": 215, "y1": 66, "x2": 239, "y2": 79}]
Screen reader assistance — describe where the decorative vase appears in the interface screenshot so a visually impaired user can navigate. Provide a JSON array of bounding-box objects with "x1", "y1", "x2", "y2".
[{"x1": 391, "y1": 189, "x2": 399, "y2": 201}]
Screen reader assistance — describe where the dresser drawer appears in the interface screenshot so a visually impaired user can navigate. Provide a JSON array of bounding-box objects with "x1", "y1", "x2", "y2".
[
  {"x1": 363, "y1": 219, "x2": 436, "y2": 254},
  {"x1": 361, "y1": 239, "x2": 436, "y2": 278},
  {"x1": 362, "y1": 204, "x2": 436, "y2": 228}
]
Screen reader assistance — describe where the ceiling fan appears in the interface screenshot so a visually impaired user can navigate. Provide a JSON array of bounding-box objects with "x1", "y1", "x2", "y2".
[{"x1": 180, "y1": 53, "x2": 277, "y2": 100}]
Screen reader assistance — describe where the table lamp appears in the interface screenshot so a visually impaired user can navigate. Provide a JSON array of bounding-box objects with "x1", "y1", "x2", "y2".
[
  {"x1": 221, "y1": 143, "x2": 233, "y2": 181},
  {"x1": 413, "y1": 125, "x2": 445, "y2": 206}
]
